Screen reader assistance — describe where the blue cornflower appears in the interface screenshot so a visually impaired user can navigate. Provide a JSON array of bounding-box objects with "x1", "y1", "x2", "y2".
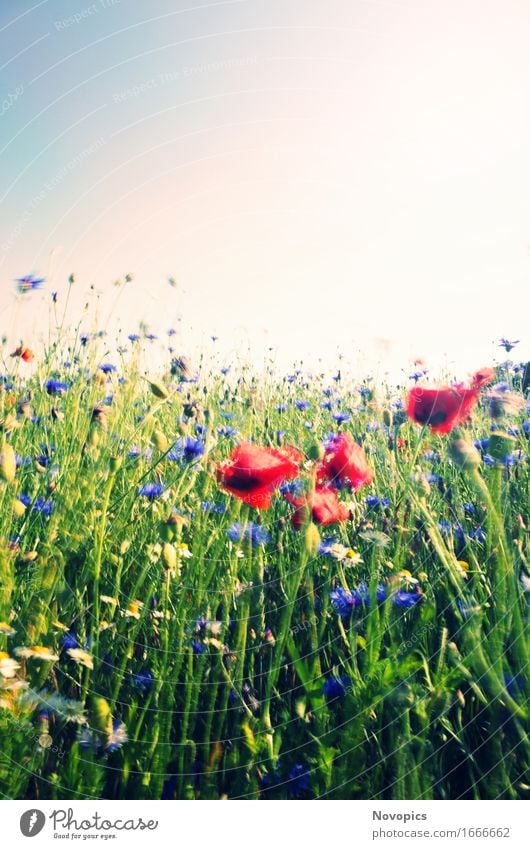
[
  {"x1": 393, "y1": 589, "x2": 423, "y2": 608},
  {"x1": 131, "y1": 670, "x2": 154, "y2": 692},
  {"x1": 168, "y1": 436, "x2": 205, "y2": 463},
  {"x1": 522, "y1": 421, "x2": 530, "y2": 435},
  {"x1": 45, "y1": 379, "x2": 68, "y2": 395},
  {"x1": 18, "y1": 494, "x2": 32, "y2": 508},
  {"x1": 105, "y1": 719, "x2": 128, "y2": 753},
  {"x1": 287, "y1": 764, "x2": 310, "y2": 798},
  {"x1": 323, "y1": 675, "x2": 351, "y2": 700},
  {"x1": 332, "y1": 411, "x2": 350, "y2": 424},
  {"x1": 217, "y1": 426, "x2": 238, "y2": 438},
  {"x1": 201, "y1": 501, "x2": 227, "y2": 515},
  {"x1": 321, "y1": 401, "x2": 333, "y2": 411},
  {"x1": 504, "y1": 674, "x2": 525, "y2": 698},
  {"x1": 330, "y1": 587, "x2": 358, "y2": 617},
  {"x1": 227, "y1": 522, "x2": 270, "y2": 547},
  {"x1": 280, "y1": 478, "x2": 306, "y2": 498},
  {"x1": 468, "y1": 527, "x2": 487, "y2": 543},
  {"x1": 99, "y1": 363, "x2": 116, "y2": 374},
  {"x1": 499, "y1": 338, "x2": 519, "y2": 352},
  {"x1": 15, "y1": 273, "x2": 45, "y2": 294},
  {"x1": 463, "y1": 502, "x2": 475, "y2": 515},
  {"x1": 295, "y1": 399, "x2": 311, "y2": 411},
  {"x1": 365, "y1": 495, "x2": 390, "y2": 509},
  {"x1": 192, "y1": 641, "x2": 206, "y2": 655},
  {"x1": 275, "y1": 403, "x2": 288, "y2": 412},
  {"x1": 483, "y1": 454, "x2": 495, "y2": 467},
  {"x1": 137, "y1": 482, "x2": 165, "y2": 499},
  {"x1": 61, "y1": 632, "x2": 78, "y2": 650},
  {"x1": 33, "y1": 496, "x2": 54, "y2": 516},
  {"x1": 128, "y1": 333, "x2": 140, "y2": 342},
  {"x1": 423, "y1": 450, "x2": 441, "y2": 462}
]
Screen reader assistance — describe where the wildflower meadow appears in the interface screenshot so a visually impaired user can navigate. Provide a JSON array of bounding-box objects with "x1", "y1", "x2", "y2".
[{"x1": 0, "y1": 305, "x2": 528, "y2": 802}]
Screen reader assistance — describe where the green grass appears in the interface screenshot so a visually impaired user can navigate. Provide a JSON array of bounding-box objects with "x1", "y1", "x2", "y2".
[{"x1": 0, "y1": 343, "x2": 528, "y2": 800}]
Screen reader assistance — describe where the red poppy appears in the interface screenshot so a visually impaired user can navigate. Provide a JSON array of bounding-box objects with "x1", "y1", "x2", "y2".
[
  {"x1": 317, "y1": 433, "x2": 373, "y2": 490},
  {"x1": 288, "y1": 486, "x2": 350, "y2": 529},
  {"x1": 216, "y1": 442, "x2": 301, "y2": 509},
  {"x1": 10, "y1": 345, "x2": 34, "y2": 362},
  {"x1": 470, "y1": 367, "x2": 496, "y2": 389},
  {"x1": 406, "y1": 386, "x2": 479, "y2": 434}
]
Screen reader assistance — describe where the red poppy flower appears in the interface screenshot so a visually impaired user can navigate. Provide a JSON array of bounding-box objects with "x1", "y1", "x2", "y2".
[
  {"x1": 288, "y1": 486, "x2": 350, "y2": 529},
  {"x1": 470, "y1": 367, "x2": 496, "y2": 389},
  {"x1": 317, "y1": 433, "x2": 374, "y2": 490},
  {"x1": 406, "y1": 386, "x2": 479, "y2": 434},
  {"x1": 216, "y1": 442, "x2": 301, "y2": 509},
  {"x1": 10, "y1": 345, "x2": 34, "y2": 362}
]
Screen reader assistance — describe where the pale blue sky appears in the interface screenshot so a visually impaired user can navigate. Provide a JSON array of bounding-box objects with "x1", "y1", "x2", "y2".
[{"x1": 1, "y1": 0, "x2": 530, "y2": 379}]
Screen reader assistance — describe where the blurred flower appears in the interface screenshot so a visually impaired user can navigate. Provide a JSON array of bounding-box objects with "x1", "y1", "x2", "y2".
[
  {"x1": 227, "y1": 522, "x2": 270, "y2": 547},
  {"x1": 131, "y1": 670, "x2": 154, "y2": 692},
  {"x1": 499, "y1": 338, "x2": 519, "y2": 352},
  {"x1": 323, "y1": 674, "x2": 351, "y2": 699},
  {"x1": 0, "y1": 652, "x2": 20, "y2": 678},
  {"x1": 45, "y1": 379, "x2": 68, "y2": 396},
  {"x1": 487, "y1": 391, "x2": 524, "y2": 420},
  {"x1": 15, "y1": 274, "x2": 45, "y2": 294},
  {"x1": 10, "y1": 345, "x2": 34, "y2": 362},
  {"x1": 287, "y1": 764, "x2": 310, "y2": 798},
  {"x1": 217, "y1": 442, "x2": 301, "y2": 509},
  {"x1": 67, "y1": 648, "x2": 94, "y2": 669},
  {"x1": 137, "y1": 482, "x2": 165, "y2": 499},
  {"x1": 317, "y1": 433, "x2": 373, "y2": 490},
  {"x1": 406, "y1": 385, "x2": 479, "y2": 433},
  {"x1": 288, "y1": 486, "x2": 349, "y2": 529},
  {"x1": 15, "y1": 646, "x2": 59, "y2": 662},
  {"x1": 168, "y1": 437, "x2": 205, "y2": 463}
]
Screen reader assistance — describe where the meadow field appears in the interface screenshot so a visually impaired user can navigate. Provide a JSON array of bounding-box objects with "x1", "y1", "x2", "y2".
[{"x1": 0, "y1": 317, "x2": 529, "y2": 800}]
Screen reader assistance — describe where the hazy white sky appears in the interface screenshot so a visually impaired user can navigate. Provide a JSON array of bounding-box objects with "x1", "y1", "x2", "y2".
[{"x1": 1, "y1": 0, "x2": 530, "y2": 379}]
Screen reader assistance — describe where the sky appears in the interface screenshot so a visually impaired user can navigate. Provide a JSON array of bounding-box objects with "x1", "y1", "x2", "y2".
[{"x1": 1, "y1": 0, "x2": 530, "y2": 382}]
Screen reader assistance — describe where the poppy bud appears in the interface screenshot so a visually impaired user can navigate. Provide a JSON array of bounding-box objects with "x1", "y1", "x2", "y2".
[
  {"x1": 151, "y1": 429, "x2": 169, "y2": 452},
  {"x1": 487, "y1": 431, "x2": 517, "y2": 461},
  {"x1": 162, "y1": 542, "x2": 178, "y2": 573},
  {"x1": 449, "y1": 438, "x2": 482, "y2": 470},
  {"x1": 382, "y1": 409, "x2": 393, "y2": 428},
  {"x1": 92, "y1": 406, "x2": 108, "y2": 430},
  {"x1": 160, "y1": 515, "x2": 180, "y2": 542},
  {"x1": 89, "y1": 696, "x2": 113, "y2": 739},
  {"x1": 109, "y1": 456, "x2": 122, "y2": 473},
  {"x1": 145, "y1": 377, "x2": 170, "y2": 399},
  {"x1": 18, "y1": 400, "x2": 32, "y2": 419},
  {"x1": 87, "y1": 425, "x2": 100, "y2": 448},
  {"x1": 307, "y1": 440, "x2": 324, "y2": 461},
  {"x1": 12, "y1": 498, "x2": 26, "y2": 517},
  {"x1": 305, "y1": 522, "x2": 321, "y2": 556},
  {"x1": 488, "y1": 391, "x2": 524, "y2": 420},
  {"x1": 0, "y1": 443, "x2": 16, "y2": 483}
]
